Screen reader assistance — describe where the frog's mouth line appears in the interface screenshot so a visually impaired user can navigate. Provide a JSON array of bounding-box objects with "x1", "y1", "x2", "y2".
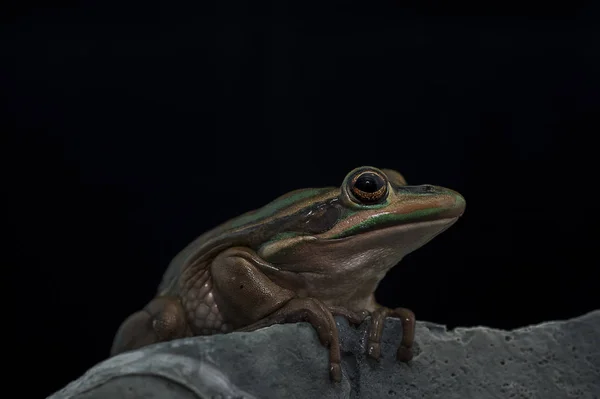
[
  {"x1": 320, "y1": 216, "x2": 459, "y2": 242},
  {"x1": 322, "y1": 205, "x2": 463, "y2": 240}
]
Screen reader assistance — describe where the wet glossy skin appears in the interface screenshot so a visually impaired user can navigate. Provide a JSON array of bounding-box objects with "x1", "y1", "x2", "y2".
[{"x1": 111, "y1": 166, "x2": 466, "y2": 382}]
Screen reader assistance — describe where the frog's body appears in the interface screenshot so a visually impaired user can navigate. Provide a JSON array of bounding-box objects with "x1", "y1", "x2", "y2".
[{"x1": 111, "y1": 166, "x2": 465, "y2": 381}]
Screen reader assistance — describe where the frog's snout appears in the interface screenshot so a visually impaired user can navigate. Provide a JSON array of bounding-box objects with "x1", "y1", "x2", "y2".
[{"x1": 452, "y1": 191, "x2": 467, "y2": 215}]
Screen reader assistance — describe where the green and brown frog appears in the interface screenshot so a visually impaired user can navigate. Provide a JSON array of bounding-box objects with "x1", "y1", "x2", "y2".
[{"x1": 111, "y1": 166, "x2": 466, "y2": 381}]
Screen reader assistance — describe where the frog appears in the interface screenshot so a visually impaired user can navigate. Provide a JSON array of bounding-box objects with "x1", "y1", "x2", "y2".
[{"x1": 110, "y1": 166, "x2": 466, "y2": 382}]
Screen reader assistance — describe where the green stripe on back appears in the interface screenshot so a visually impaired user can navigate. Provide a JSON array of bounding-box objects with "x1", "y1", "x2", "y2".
[{"x1": 225, "y1": 188, "x2": 332, "y2": 229}]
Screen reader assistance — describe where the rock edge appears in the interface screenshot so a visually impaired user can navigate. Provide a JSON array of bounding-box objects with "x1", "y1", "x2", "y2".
[{"x1": 49, "y1": 310, "x2": 600, "y2": 399}]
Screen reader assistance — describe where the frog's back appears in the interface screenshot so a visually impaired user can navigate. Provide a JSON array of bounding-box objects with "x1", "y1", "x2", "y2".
[{"x1": 157, "y1": 187, "x2": 337, "y2": 296}]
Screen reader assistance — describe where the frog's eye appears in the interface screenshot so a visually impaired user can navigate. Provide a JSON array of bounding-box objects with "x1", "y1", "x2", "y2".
[{"x1": 349, "y1": 170, "x2": 388, "y2": 204}]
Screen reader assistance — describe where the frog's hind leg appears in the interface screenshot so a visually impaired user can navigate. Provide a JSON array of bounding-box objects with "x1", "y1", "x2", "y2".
[{"x1": 110, "y1": 296, "x2": 188, "y2": 356}]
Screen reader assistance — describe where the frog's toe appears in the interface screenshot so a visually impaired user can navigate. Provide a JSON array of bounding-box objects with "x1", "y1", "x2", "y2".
[
  {"x1": 329, "y1": 362, "x2": 342, "y2": 382},
  {"x1": 367, "y1": 341, "x2": 382, "y2": 360},
  {"x1": 396, "y1": 345, "x2": 413, "y2": 362}
]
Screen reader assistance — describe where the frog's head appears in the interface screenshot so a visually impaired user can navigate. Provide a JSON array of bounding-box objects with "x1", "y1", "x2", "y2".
[{"x1": 255, "y1": 166, "x2": 465, "y2": 282}]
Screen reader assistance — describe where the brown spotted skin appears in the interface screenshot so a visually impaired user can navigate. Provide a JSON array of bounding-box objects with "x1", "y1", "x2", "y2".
[{"x1": 180, "y1": 266, "x2": 233, "y2": 334}]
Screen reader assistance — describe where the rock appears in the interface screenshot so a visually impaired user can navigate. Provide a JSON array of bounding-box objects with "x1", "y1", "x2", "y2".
[{"x1": 48, "y1": 310, "x2": 600, "y2": 399}]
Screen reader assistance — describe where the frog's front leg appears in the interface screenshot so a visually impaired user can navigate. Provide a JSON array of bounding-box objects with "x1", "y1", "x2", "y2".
[
  {"x1": 327, "y1": 304, "x2": 414, "y2": 361},
  {"x1": 366, "y1": 302, "x2": 416, "y2": 362},
  {"x1": 211, "y1": 247, "x2": 343, "y2": 382}
]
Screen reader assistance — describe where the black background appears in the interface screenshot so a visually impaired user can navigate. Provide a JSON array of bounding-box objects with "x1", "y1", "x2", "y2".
[{"x1": 2, "y1": 1, "x2": 599, "y2": 397}]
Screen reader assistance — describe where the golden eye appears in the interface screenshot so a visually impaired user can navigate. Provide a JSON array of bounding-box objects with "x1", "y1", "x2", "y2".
[{"x1": 350, "y1": 171, "x2": 388, "y2": 204}]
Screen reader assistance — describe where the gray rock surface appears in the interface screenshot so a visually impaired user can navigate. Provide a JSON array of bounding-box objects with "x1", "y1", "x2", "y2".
[{"x1": 49, "y1": 310, "x2": 600, "y2": 399}]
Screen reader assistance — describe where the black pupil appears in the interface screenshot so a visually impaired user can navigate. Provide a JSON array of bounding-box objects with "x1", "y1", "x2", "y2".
[{"x1": 355, "y1": 173, "x2": 382, "y2": 193}]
